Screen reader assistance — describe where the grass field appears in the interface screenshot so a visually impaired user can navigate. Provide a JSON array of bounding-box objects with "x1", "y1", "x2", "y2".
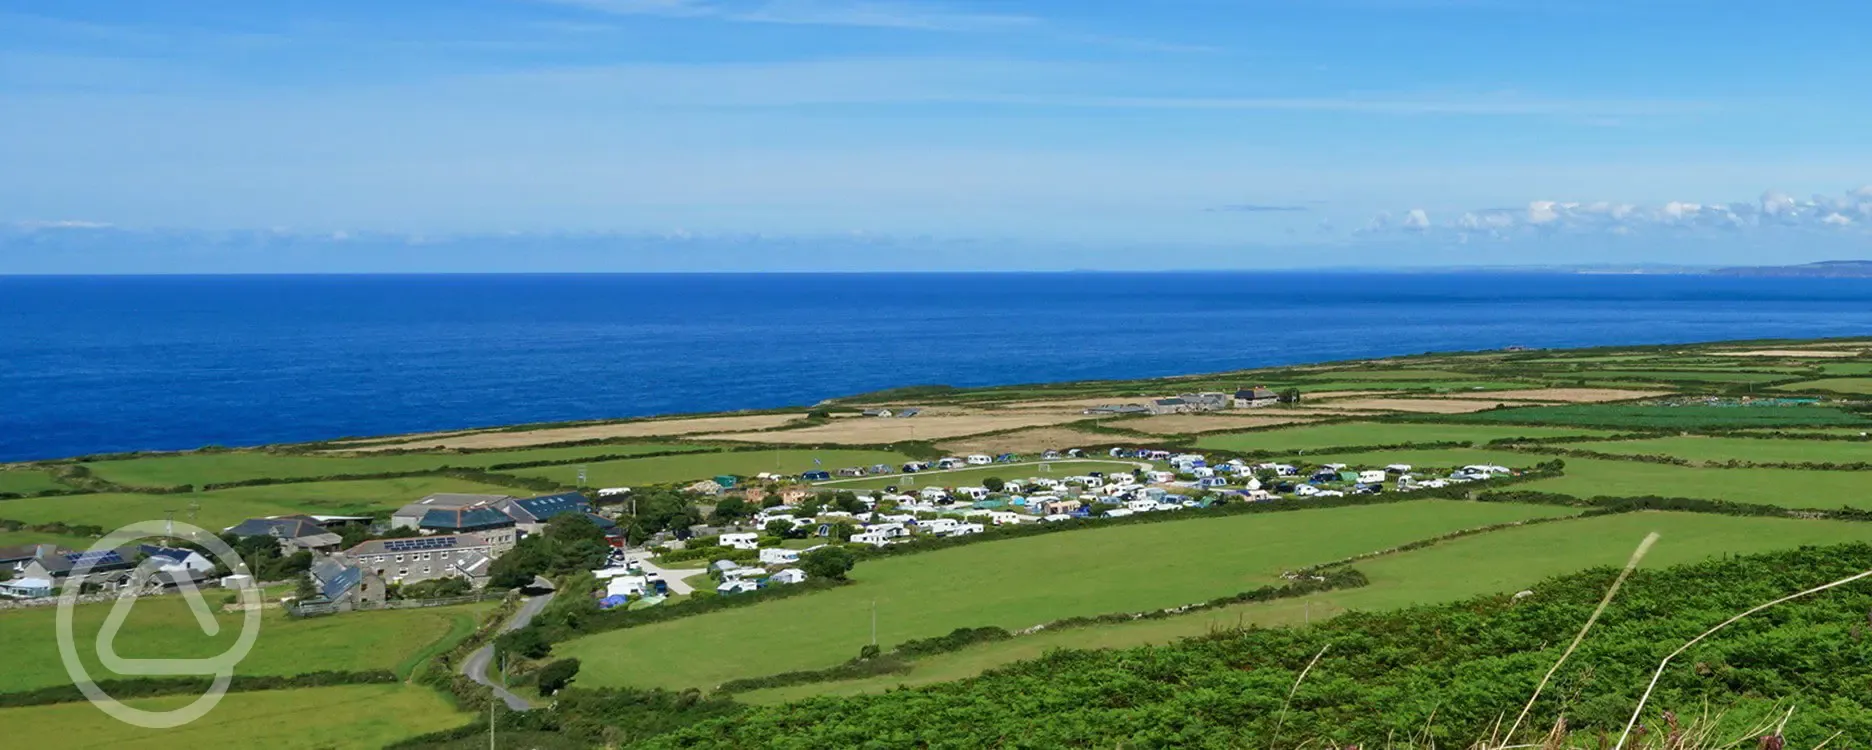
[
  {"x1": 1774, "y1": 377, "x2": 1872, "y2": 394},
  {"x1": 1519, "y1": 457, "x2": 1872, "y2": 510},
  {"x1": 1290, "y1": 380, "x2": 1527, "y2": 393},
  {"x1": 0, "y1": 476, "x2": 526, "y2": 531},
  {"x1": 1279, "y1": 447, "x2": 1551, "y2": 470},
  {"x1": 557, "y1": 500, "x2": 1577, "y2": 691},
  {"x1": 1445, "y1": 403, "x2": 1870, "y2": 429},
  {"x1": 79, "y1": 443, "x2": 714, "y2": 487},
  {"x1": 1567, "y1": 435, "x2": 1872, "y2": 465},
  {"x1": 0, "y1": 595, "x2": 497, "y2": 693},
  {"x1": 0, "y1": 469, "x2": 68, "y2": 495},
  {"x1": 1194, "y1": 422, "x2": 1613, "y2": 453},
  {"x1": 815, "y1": 459, "x2": 1144, "y2": 490},
  {"x1": 1296, "y1": 369, "x2": 1483, "y2": 381},
  {"x1": 501, "y1": 448, "x2": 912, "y2": 488},
  {"x1": 1818, "y1": 362, "x2": 1872, "y2": 375},
  {"x1": 0, "y1": 684, "x2": 468, "y2": 748},
  {"x1": 737, "y1": 511, "x2": 1872, "y2": 704},
  {"x1": 0, "y1": 528, "x2": 98, "y2": 550},
  {"x1": 1562, "y1": 369, "x2": 1801, "y2": 383}
]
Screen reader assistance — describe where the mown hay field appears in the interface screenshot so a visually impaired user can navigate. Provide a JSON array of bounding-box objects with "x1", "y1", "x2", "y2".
[
  {"x1": 699, "y1": 413, "x2": 1094, "y2": 444},
  {"x1": 79, "y1": 443, "x2": 713, "y2": 487},
  {"x1": 502, "y1": 449, "x2": 912, "y2": 487},
  {"x1": 348, "y1": 413, "x2": 804, "y2": 451},
  {"x1": 1194, "y1": 422, "x2": 1615, "y2": 453}
]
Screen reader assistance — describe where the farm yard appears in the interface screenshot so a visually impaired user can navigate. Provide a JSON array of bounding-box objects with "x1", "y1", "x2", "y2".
[{"x1": 4, "y1": 335, "x2": 1872, "y2": 747}]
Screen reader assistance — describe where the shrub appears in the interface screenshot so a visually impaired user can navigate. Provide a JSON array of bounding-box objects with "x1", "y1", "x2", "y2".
[{"x1": 536, "y1": 658, "x2": 582, "y2": 695}]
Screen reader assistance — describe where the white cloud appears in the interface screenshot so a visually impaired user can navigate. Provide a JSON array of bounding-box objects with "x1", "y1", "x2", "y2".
[{"x1": 1368, "y1": 185, "x2": 1872, "y2": 239}]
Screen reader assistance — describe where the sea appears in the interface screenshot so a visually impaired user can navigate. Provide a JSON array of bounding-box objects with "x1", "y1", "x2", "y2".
[{"x1": 4, "y1": 272, "x2": 1872, "y2": 463}]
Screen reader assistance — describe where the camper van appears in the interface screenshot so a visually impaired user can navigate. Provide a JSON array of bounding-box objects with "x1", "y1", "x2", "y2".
[{"x1": 965, "y1": 454, "x2": 993, "y2": 466}]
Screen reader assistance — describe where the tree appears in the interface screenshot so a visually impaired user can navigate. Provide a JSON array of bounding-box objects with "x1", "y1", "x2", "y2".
[
  {"x1": 828, "y1": 521, "x2": 857, "y2": 542},
  {"x1": 1278, "y1": 388, "x2": 1303, "y2": 404},
  {"x1": 294, "y1": 572, "x2": 319, "y2": 601},
  {"x1": 709, "y1": 496, "x2": 752, "y2": 525},
  {"x1": 982, "y1": 477, "x2": 1006, "y2": 492},
  {"x1": 537, "y1": 658, "x2": 582, "y2": 694},
  {"x1": 497, "y1": 626, "x2": 552, "y2": 660},
  {"x1": 800, "y1": 546, "x2": 856, "y2": 581},
  {"x1": 764, "y1": 520, "x2": 795, "y2": 538},
  {"x1": 832, "y1": 492, "x2": 865, "y2": 514},
  {"x1": 546, "y1": 513, "x2": 606, "y2": 544}
]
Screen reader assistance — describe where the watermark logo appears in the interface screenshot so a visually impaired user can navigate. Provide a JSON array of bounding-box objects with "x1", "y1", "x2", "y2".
[{"x1": 55, "y1": 520, "x2": 263, "y2": 729}]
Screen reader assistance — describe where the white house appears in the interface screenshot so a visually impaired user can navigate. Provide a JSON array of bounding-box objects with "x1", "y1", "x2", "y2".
[
  {"x1": 966, "y1": 454, "x2": 993, "y2": 466},
  {"x1": 770, "y1": 568, "x2": 808, "y2": 585},
  {"x1": 759, "y1": 548, "x2": 802, "y2": 565},
  {"x1": 720, "y1": 532, "x2": 760, "y2": 551}
]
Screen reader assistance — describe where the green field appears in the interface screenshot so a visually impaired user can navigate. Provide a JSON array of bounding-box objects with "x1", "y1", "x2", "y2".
[
  {"x1": 1194, "y1": 422, "x2": 1614, "y2": 453},
  {"x1": 1774, "y1": 377, "x2": 1872, "y2": 394},
  {"x1": 738, "y1": 511, "x2": 1872, "y2": 704},
  {"x1": 1566, "y1": 369, "x2": 1800, "y2": 383},
  {"x1": 502, "y1": 448, "x2": 912, "y2": 487},
  {"x1": 1567, "y1": 435, "x2": 1872, "y2": 465},
  {"x1": 1291, "y1": 380, "x2": 1525, "y2": 393},
  {"x1": 1272, "y1": 447, "x2": 1551, "y2": 471},
  {"x1": 1519, "y1": 457, "x2": 1872, "y2": 510},
  {"x1": 1445, "y1": 403, "x2": 1869, "y2": 429},
  {"x1": 0, "y1": 595, "x2": 496, "y2": 693},
  {"x1": 0, "y1": 529, "x2": 97, "y2": 550},
  {"x1": 0, "y1": 684, "x2": 468, "y2": 748},
  {"x1": 816, "y1": 459, "x2": 1144, "y2": 490},
  {"x1": 0, "y1": 469, "x2": 68, "y2": 495},
  {"x1": 0, "y1": 476, "x2": 526, "y2": 531},
  {"x1": 79, "y1": 442, "x2": 713, "y2": 487},
  {"x1": 1818, "y1": 362, "x2": 1872, "y2": 375},
  {"x1": 1296, "y1": 369, "x2": 1483, "y2": 381},
  {"x1": 557, "y1": 500, "x2": 1577, "y2": 691}
]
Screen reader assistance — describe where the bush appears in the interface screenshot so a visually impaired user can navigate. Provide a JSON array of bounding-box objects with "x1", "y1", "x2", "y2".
[
  {"x1": 536, "y1": 658, "x2": 582, "y2": 694},
  {"x1": 496, "y1": 627, "x2": 551, "y2": 660},
  {"x1": 799, "y1": 546, "x2": 856, "y2": 581}
]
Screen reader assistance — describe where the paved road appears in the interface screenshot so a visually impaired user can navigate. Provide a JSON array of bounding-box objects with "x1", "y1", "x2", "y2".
[
  {"x1": 461, "y1": 592, "x2": 554, "y2": 711},
  {"x1": 625, "y1": 551, "x2": 705, "y2": 595}
]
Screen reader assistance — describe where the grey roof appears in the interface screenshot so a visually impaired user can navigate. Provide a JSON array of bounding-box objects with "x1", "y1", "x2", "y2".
[
  {"x1": 1153, "y1": 397, "x2": 1187, "y2": 406},
  {"x1": 39, "y1": 547, "x2": 140, "y2": 575},
  {"x1": 394, "y1": 493, "x2": 515, "y2": 518},
  {"x1": 419, "y1": 505, "x2": 516, "y2": 531},
  {"x1": 346, "y1": 532, "x2": 492, "y2": 557},
  {"x1": 227, "y1": 516, "x2": 329, "y2": 540},
  {"x1": 499, "y1": 492, "x2": 592, "y2": 524},
  {"x1": 0, "y1": 543, "x2": 59, "y2": 564},
  {"x1": 137, "y1": 544, "x2": 198, "y2": 564},
  {"x1": 451, "y1": 550, "x2": 492, "y2": 578},
  {"x1": 1236, "y1": 387, "x2": 1278, "y2": 399},
  {"x1": 311, "y1": 557, "x2": 363, "y2": 601}
]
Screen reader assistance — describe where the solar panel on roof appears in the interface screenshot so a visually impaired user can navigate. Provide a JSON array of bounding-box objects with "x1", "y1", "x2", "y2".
[
  {"x1": 65, "y1": 550, "x2": 124, "y2": 566},
  {"x1": 383, "y1": 536, "x2": 462, "y2": 552}
]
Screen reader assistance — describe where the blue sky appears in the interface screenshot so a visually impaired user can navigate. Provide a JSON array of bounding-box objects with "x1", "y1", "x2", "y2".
[{"x1": 3, "y1": 0, "x2": 1872, "y2": 271}]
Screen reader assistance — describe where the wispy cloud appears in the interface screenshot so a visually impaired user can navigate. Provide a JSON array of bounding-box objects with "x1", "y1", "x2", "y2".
[{"x1": 540, "y1": 0, "x2": 1036, "y2": 32}]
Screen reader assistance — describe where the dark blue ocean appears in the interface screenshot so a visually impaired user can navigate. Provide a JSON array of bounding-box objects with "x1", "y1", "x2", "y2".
[{"x1": 5, "y1": 273, "x2": 1872, "y2": 462}]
